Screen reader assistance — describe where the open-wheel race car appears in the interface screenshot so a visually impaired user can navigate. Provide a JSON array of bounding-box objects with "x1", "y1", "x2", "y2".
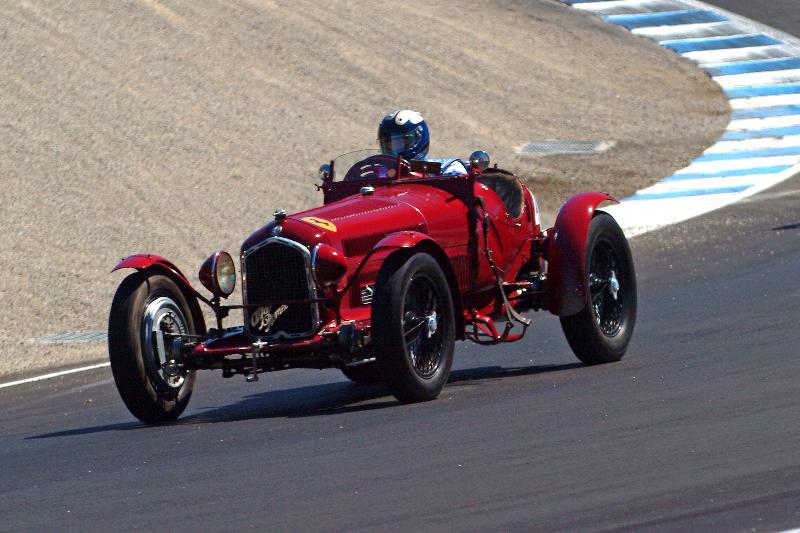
[{"x1": 108, "y1": 149, "x2": 636, "y2": 423}]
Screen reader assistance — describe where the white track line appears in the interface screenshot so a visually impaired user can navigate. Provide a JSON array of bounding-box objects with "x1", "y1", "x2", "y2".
[
  {"x1": 692, "y1": 46, "x2": 797, "y2": 67},
  {"x1": 643, "y1": 174, "x2": 778, "y2": 191},
  {"x1": 728, "y1": 115, "x2": 800, "y2": 131},
  {"x1": 574, "y1": 0, "x2": 690, "y2": 16},
  {"x1": 634, "y1": 21, "x2": 749, "y2": 40},
  {"x1": 0, "y1": 362, "x2": 111, "y2": 390},
  {"x1": 714, "y1": 69, "x2": 800, "y2": 88},
  {"x1": 729, "y1": 94, "x2": 800, "y2": 109},
  {"x1": 676, "y1": 155, "x2": 800, "y2": 173},
  {"x1": 707, "y1": 136, "x2": 800, "y2": 152}
]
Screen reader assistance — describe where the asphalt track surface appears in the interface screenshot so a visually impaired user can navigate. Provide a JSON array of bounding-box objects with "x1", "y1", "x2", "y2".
[
  {"x1": 2, "y1": 5, "x2": 799, "y2": 533},
  {"x1": 702, "y1": 0, "x2": 800, "y2": 32}
]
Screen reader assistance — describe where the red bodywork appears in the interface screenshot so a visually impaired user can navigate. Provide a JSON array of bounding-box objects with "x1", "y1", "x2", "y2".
[
  {"x1": 546, "y1": 192, "x2": 617, "y2": 316},
  {"x1": 114, "y1": 157, "x2": 616, "y2": 374}
]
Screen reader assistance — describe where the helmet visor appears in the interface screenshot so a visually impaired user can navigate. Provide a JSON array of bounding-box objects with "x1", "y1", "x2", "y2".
[{"x1": 379, "y1": 127, "x2": 422, "y2": 156}]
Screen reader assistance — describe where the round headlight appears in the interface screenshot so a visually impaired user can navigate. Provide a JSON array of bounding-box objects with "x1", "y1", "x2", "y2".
[
  {"x1": 215, "y1": 252, "x2": 236, "y2": 297},
  {"x1": 311, "y1": 244, "x2": 347, "y2": 287},
  {"x1": 199, "y1": 250, "x2": 236, "y2": 298}
]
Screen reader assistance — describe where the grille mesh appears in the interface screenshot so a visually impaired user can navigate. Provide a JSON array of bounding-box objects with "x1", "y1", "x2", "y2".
[{"x1": 244, "y1": 241, "x2": 314, "y2": 337}]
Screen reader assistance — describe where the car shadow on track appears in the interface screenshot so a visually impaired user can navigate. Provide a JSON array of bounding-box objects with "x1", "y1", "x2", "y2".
[
  {"x1": 773, "y1": 222, "x2": 800, "y2": 230},
  {"x1": 27, "y1": 362, "x2": 582, "y2": 439}
]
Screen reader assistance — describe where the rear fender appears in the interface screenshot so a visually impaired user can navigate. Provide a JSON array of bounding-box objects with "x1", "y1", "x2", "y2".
[
  {"x1": 546, "y1": 192, "x2": 617, "y2": 316},
  {"x1": 112, "y1": 254, "x2": 207, "y2": 333},
  {"x1": 372, "y1": 231, "x2": 465, "y2": 340}
]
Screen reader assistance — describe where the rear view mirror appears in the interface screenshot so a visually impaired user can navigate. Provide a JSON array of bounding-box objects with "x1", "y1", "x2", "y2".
[
  {"x1": 469, "y1": 151, "x2": 490, "y2": 171},
  {"x1": 319, "y1": 164, "x2": 331, "y2": 182}
]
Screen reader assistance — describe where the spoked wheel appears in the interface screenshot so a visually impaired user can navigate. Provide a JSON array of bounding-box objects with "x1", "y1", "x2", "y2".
[
  {"x1": 372, "y1": 253, "x2": 455, "y2": 403},
  {"x1": 560, "y1": 213, "x2": 636, "y2": 364},
  {"x1": 108, "y1": 273, "x2": 197, "y2": 423},
  {"x1": 589, "y1": 241, "x2": 625, "y2": 338},
  {"x1": 403, "y1": 275, "x2": 445, "y2": 378}
]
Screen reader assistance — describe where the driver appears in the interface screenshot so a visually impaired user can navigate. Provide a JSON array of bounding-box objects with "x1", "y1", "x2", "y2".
[{"x1": 378, "y1": 110, "x2": 468, "y2": 175}]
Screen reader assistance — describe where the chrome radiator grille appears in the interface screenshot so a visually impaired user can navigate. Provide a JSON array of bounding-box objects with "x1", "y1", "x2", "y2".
[{"x1": 242, "y1": 238, "x2": 318, "y2": 339}]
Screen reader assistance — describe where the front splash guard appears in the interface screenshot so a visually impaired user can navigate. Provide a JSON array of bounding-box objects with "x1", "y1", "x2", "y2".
[
  {"x1": 193, "y1": 326, "x2": 337, "y2": 358},
  {"x1": 188, "y1": 319, "x2": 372, "y2": 374}
]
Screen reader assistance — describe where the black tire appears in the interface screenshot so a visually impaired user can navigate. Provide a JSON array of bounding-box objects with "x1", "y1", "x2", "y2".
[
  {"x1": 340, "y1": 362, "x2": 383, "y2": 385},
  {"x1": 108, "y1": 272, "x2": 197, "y2": 423},
  {"x1": 560, "y1": 213, "x2": 637, "y2": 365},
  {"x1": 372, "y1": 253, "x2": 455, "y2": 403}
]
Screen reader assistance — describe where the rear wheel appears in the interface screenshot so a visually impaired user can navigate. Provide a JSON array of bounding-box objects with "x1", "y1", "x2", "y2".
[
  {"x1": 372, "y1": 253, "x2": 455, "y2": 403},
  {"x1": 560, "y1": 213, "x2": 636, "y2": 364},
  {"x1": 108, "y1": 272, "x2": 197, "y2": 423}
]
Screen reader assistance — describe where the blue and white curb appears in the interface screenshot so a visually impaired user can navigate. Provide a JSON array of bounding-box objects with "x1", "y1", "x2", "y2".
[{"x1": 560, "y1": 0, "x2": 800, "y2": 236}]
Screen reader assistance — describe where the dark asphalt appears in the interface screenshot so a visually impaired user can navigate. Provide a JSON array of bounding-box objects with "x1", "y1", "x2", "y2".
[
  {"x1": 702, "y1": 0, "x2": 800, "y2": 34},
  {"x1": 5, "y1": 172, "x2": 799, "y2": 532},
  {"x1": 2, "y1": 4, "x2": 800, "y2": 532}
]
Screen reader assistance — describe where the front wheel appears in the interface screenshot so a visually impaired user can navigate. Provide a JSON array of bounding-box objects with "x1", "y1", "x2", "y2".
[
  {"x1": 372, "y1": 253, "x2": 455, "y2": 403},
  {"x1": 108, "y1": 272, "x2": 197, "y2": 423},
  {"x1": 560, "y1": 213, "x2": 637, "y2": 365}
]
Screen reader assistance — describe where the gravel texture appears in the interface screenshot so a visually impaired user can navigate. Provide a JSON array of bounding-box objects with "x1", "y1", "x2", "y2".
[{"x1": 0, "y1": 0, "x2": 728, "y2": 378}]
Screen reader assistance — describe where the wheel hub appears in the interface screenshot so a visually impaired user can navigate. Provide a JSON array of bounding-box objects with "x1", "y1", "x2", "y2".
[
  {"x1": 608, "y1": 270, "x2": 620, "y2": 301},
  {"x1": 142, "y1": 296, "x2": 188, "y2": 389},
  {"x1": 588, "y1": 241, "x2": 625, "y2": 338},
  {"x1": 402, "y1": 274, "x2": 445, "y2": 380},
  {"x1": 425, "y1": 311, "x2": 438, "y2": 338}
]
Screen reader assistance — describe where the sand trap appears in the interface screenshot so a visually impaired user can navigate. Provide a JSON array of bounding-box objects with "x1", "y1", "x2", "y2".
[{"x1": 0, "y1": 0, "x2": 727, "y2": 377}]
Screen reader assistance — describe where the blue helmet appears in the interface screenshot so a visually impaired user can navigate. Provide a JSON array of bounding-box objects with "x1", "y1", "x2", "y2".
[{"x1": 378, "y1": 110, "x2": 430, "y2": 160}]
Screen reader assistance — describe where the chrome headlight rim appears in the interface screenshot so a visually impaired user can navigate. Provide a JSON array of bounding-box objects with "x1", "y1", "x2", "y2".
[
  {"x1": 213, "y1": 250, "x2": 236, "y2": 298},
  {"x1": 200, "y1": 250, "x2": 236, "y2": 299},
  {"x1": 311, "y1": 244, "x2": 322, "y2": 287},
  {"x1": 311, "y1": 243, "x2": 347, "y2": 288}
]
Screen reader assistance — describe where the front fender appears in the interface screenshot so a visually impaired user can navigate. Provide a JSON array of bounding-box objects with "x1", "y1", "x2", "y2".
[
  {"x1": 112, "y1": 254, "x2": 208, "y2": 332},
  {"x1": 112, "y1": 254, "x2": 193, "y2": 287},
  {"x1": 373, "y1": 230, "x2": 431, "y2": 251},
  {"x1": 369, "y1": 231, "x2": 465, "y2": 340},
  {"x1": 546, "y1": 192, "x2": 617, "y2": 316}
]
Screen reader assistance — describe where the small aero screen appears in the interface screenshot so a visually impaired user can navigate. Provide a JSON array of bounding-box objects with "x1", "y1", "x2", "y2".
[{"x1": 410, "y1": 160, "x2": 443, "y2": 175}]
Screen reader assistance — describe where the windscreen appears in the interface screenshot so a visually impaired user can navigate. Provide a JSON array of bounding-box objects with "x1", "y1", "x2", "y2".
[{"x1": 331, "y1": 149, "x2": 382, "y2": 181}]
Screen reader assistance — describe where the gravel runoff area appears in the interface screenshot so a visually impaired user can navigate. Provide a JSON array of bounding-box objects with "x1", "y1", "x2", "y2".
[{"x1": 0, "y1": 0, "x2": 728, "y2": 378}]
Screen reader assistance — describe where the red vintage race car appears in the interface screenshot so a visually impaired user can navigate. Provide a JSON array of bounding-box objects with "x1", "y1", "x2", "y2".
[{"x1": 109, "y1": 149, "x2": 636, "y2": 423}]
